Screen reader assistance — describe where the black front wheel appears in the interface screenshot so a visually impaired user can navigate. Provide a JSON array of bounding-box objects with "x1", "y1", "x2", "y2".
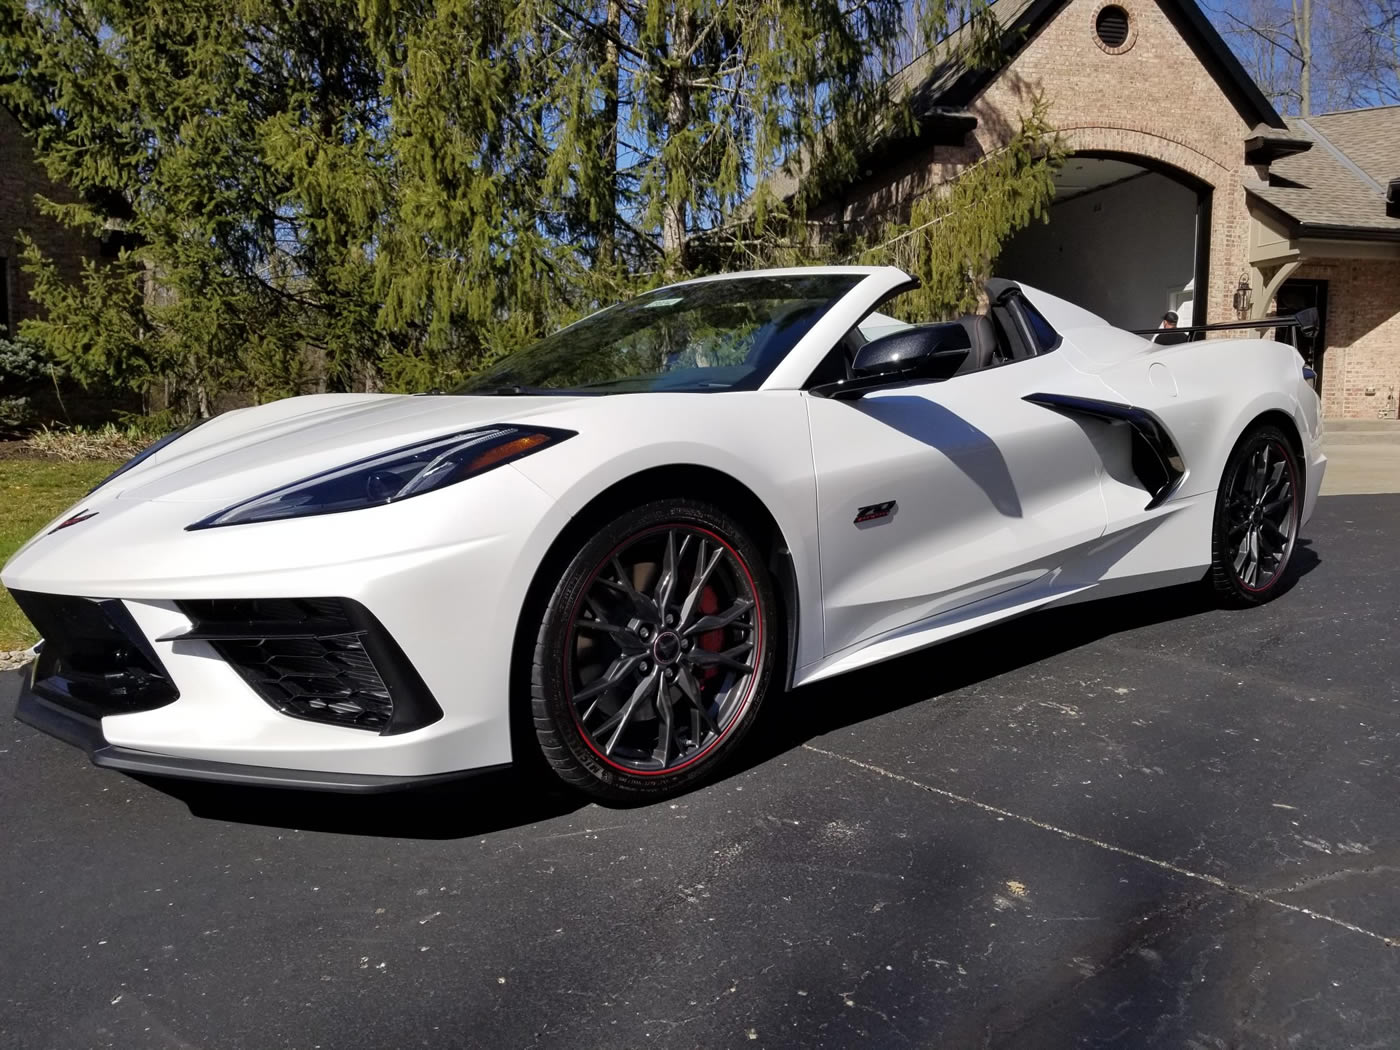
[
  {"x1": 1208, "y1": 424, "x2": 1303, "y2": 606},
  {"x1": 529, "y1": 499, "x2": 777, "y2": 800}
]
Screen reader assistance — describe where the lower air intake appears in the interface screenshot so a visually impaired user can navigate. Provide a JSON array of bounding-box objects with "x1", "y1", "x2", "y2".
[
  {"x1": 10, "y1": 591, "x2": 178, "y2": 719},
  {"x1": 176, "y1": 597, "x2": 442, "y2": 735}
]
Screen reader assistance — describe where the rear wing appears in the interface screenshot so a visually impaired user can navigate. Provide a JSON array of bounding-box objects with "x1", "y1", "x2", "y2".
[{"x1": 1129, "y1": 308, "x2": 1320, "y2": 343}]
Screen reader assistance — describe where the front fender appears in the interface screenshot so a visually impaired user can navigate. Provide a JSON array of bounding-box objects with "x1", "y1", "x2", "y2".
[{"x1": 507, "y1": 391, "x2": 824, "y2": 672}]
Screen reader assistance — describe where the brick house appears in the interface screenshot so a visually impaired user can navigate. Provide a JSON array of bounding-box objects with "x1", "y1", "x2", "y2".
[
  {"x1": 816, "y1": 0, "x2": 1400, "y2": 420},
  {"x1": 0, "y1": 105, "x2": 100, "y2": 340},
  {"x1": 1248, "y1": 107, "x2": 1400, "y2": 420}
]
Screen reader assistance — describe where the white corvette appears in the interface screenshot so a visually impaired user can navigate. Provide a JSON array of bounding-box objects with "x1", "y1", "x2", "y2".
[{"x1": 3, "y1": 267, "x2": 1325, "y2": 799}]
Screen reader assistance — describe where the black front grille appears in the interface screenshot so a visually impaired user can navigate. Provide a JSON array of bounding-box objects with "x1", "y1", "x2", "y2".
[
  {"x1": 10, "y1": 591, "x2": 178, "y2": 719},
  {"x1": 177, "y1": 598, "x2": 441, "y2": 735}
]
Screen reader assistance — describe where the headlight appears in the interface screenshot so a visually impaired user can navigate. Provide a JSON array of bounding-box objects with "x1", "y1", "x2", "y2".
[
  {"x1": 89, "y1": 417, "x2": 211, "y2": 495},
  {"x1": 187, "y1": 425, "x2": 574, "y2": 530}
]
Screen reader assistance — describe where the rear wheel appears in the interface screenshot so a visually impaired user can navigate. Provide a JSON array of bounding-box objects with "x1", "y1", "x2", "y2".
[
  {"x1": 529, "y1": 499, "x2": 777, "y2": 800},
  {"x1": 1208, "y1": 424, "x2": 1302, "y2": 606}
]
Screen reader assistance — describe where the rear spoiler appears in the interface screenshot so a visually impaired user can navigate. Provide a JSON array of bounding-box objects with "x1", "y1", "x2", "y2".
[{"x1": 1129, "y1": 308, "x2": 1320, "y2": 341}]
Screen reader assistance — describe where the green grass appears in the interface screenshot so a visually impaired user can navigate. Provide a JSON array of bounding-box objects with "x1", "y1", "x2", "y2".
[{"x1": 1, "y1": 458, "x2": 119, "y2": 650}]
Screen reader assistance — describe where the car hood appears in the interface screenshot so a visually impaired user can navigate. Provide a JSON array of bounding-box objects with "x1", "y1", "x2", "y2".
[{"x1": 106, "y1": 392, "x2": 592, "y2": 504}]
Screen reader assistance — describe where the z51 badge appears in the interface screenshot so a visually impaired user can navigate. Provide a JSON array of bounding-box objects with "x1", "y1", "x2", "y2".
[{"x1": 854, "y1": 501, "x2": 896, "y2": 525}]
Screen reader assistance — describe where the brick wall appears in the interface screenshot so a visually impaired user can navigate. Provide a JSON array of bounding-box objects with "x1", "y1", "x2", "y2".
[
  {"x1": 1293, "y1": 258, "x2": 1400, "y2": 420},
  {"x1": 0, "y1": 106, "x2": 101, "y2": 337},
  {"x1": 833, "y1": 0, "x2": 1260, "y2": 331}
]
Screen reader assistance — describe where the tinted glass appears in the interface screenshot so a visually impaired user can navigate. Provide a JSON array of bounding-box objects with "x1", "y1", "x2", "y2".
[
  {"x1": 454, "y1": 274, "x2": 862, "y2": 395},
  {"x1": 1020, "y1": 299, "x2": 1061, "y2": 353}
]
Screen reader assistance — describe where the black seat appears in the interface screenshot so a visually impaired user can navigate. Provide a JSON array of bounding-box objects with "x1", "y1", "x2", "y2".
[{"x1": 955, "y1": 314, "x2": 1000, "y2": 374}]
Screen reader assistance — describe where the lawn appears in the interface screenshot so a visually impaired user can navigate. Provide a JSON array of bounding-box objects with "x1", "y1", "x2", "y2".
[{"x1": 1, "y1": 458, "x2": 119, "y2": 650}]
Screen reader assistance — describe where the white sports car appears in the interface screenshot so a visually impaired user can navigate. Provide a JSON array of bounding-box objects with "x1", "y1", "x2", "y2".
[{"x1": 3, "y1": 267, "x2": 1325, "y2": 800}]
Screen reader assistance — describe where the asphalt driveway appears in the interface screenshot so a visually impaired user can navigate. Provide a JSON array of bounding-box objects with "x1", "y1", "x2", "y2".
[{"x1": 2, "y1": 494, "x2": 1398, "y2": 1049}]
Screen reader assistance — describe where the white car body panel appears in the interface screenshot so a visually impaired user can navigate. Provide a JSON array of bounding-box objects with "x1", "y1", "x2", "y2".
[
  {"x1": 1, "y1": 266, "x2": 1326, "y2": 784},
  {"x1": 804, "y1": 352, "x2": 1113, "y2": 659}
]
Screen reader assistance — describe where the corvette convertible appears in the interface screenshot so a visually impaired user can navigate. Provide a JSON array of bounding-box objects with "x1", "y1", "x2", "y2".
[{"x1": 2, "y1": 266, "x2": 1325, "y2": 800}]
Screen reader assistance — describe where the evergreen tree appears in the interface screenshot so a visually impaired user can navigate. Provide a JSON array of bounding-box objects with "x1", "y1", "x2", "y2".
[
  {"x1": 0, "y1": 0, "x2": 1057, "y2": 410},
  {"x1": 858, "y1": 98, "x2": 1065, "y2": 319}
]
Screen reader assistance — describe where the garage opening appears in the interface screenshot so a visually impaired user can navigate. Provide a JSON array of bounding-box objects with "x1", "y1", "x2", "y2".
[{"x1": 996, "y1": 154, "x2": 1210, "y2": 332}]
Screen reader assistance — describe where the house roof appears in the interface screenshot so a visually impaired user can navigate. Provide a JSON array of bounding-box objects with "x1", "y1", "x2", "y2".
[
  {"x1": 1302, "y1": 106, "x2": 1400, "y2": 188},
  {"x1": 1248, "y1": 107, "x2": 1400, "y2": 239}
]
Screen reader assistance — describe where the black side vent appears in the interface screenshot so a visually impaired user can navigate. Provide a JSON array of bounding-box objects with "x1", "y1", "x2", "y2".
[
  {"x1": 10, "y1": 591, "x2": 178, "y2": 718},
  {"x1": 1023, "y1": 393, "x2": 1187, "y2": 509},
  {"x1": 1387, "y1": 178, "x2": 1398, "y2": 219},
  {"x1": 176, "y1": 598, "x2": 442, "y2": 736}
]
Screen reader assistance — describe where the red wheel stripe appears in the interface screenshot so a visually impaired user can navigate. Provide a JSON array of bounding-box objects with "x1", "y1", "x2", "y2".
[{"x1": 563, "y1": 523, "x2": 763, "y2": 777}]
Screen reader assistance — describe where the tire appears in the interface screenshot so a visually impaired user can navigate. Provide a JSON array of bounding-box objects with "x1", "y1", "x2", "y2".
[
  {"x1": 529, "y1": 498, "x2": 778, "y2": 801},
  {"x1": 1208, "y1": 423, "x2": 1303, "y2": 606}
]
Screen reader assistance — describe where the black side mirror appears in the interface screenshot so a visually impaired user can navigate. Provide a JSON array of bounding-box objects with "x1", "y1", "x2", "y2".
[
  {"x1": 1294, "y1": 307, "x2": 1320, "y2": 341},
  {"x1": 811, "y1": 323, "x2": 970, "y2": 401},
  {"x1": 851, "y1": 323, "x2": 971, "y2": 378}
]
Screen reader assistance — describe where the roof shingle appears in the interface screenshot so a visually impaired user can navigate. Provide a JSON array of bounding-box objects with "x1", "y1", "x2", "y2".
[{"x1": 1250, "y1": 107, "x2": 1400, "y2": 236}]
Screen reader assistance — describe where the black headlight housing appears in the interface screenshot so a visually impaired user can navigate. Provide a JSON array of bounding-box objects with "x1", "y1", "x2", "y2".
[{"x1": 188, "y1": 425, "x2": 574, "y2": 529}]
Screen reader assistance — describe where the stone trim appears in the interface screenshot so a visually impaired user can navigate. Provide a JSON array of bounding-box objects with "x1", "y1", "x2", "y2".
[{"x1": 1055, "y1": 124, "x2": 1233, "y2": 185}]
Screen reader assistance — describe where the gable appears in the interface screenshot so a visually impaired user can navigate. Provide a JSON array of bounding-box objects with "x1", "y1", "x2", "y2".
[
  {"x1": 967, "y1": 0, "x2": 1268, "y2": 168},
  {"x1": 973, "y1": 0, "x2": 1285, "y2": 128}
]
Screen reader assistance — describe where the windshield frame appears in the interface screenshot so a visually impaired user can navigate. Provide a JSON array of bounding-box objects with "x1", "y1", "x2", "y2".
[{"x1": 451, "y1": 268, "x2": 911, "y2": 397}]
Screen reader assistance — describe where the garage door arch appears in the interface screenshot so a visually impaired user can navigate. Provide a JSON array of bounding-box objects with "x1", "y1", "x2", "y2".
[{"x1": 997, "y1": 131, "x2": 1220, "y2": 331}]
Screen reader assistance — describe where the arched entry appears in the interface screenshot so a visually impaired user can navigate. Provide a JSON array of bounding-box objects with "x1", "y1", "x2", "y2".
[{"x1": 996, "y1": 151, "x2": 1213, "y2": 332}]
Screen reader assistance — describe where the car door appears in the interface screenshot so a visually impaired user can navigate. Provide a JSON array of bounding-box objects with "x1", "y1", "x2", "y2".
[{"x1": 806, "y1": 350, "x2": 1110, "y2": 656}]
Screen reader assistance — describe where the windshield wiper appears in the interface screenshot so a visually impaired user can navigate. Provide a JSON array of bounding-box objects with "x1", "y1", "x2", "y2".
[{"x1": 462, "y1": 385, "x2": 551, "y2": 396}]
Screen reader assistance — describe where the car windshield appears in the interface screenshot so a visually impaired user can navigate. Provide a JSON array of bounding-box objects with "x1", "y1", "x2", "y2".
[{"x1": 453, "y1": 274, "x2": 863, "y2": 395}]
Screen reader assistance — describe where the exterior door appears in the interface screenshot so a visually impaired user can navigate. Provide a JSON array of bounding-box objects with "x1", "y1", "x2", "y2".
[
  {"x1": 806, "y1": 352, "x2": 1109, "y2": 656},
  {"x1": 1276, "y1": 278, "x2": 1328, "y2": 394}
]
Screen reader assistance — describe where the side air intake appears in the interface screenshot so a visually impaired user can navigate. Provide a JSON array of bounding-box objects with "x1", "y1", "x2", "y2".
[{"x1": 1023, "y1": 393, "x2": 1186, "y2": 509}]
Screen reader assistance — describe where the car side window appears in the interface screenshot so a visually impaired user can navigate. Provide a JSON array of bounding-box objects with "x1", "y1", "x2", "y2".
[{"x1": 1018, "y1": 299, "x2": 1062, "y2": 353}]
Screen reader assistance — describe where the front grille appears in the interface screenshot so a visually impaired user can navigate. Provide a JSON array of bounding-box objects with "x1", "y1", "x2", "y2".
[
  {"x1": 176, "y1": 598, "x2": 441, "y2": 735},
  {"x1": 10, "y1": 591, "x2": 178, "y2": 719}
]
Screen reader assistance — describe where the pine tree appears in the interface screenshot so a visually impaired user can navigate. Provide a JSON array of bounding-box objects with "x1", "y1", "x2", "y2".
[
  {"x1": 859, "y1": 98, "x2": 1066, "y2": 319},
  {"x1": 0, "y1": 0, "x2": 1057, "y2": 409}
]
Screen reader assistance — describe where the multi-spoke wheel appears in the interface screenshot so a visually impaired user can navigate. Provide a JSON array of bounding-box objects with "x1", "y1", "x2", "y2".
[
  {"x1": 529, "y1": 499, "x2": 777, "y2": 799},
  {"x1": 1209, "y1": 424, "x2": 1303, "y2": 605}
]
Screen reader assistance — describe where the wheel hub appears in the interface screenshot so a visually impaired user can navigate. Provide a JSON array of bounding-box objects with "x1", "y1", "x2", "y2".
[{"x1": 651, "y1": 630, "x2": 682, "y2": 666}]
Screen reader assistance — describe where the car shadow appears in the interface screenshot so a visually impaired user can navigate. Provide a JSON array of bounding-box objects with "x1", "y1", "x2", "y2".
[
  {"x1": 141, "y1": 540, "x2": 1320, "y2": 836},
  {"x1": 138, "y1": 764, "x2": 590, "y2": 839},
  {"x1": 728, "y1": 538, "x2": 1322, "y2": 780}
]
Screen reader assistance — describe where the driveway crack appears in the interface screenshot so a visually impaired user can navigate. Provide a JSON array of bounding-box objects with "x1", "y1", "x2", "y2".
[{"x1": 802, "y1": 743, "x2": 1399, "y2": 949}]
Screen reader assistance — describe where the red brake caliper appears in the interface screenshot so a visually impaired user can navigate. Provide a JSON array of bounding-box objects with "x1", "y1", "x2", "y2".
[{"x1": 697, "y1": 586, "x2": 724, "y2": 680}]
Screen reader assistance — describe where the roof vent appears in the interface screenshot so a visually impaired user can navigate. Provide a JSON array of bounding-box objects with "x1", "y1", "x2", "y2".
[
  {"x1": 1095, "y1": 5, "x2": 1132, "y2": 50},
  {"x1": 1388, "y1": 178, "x2": 1399, "y2": 219}
]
